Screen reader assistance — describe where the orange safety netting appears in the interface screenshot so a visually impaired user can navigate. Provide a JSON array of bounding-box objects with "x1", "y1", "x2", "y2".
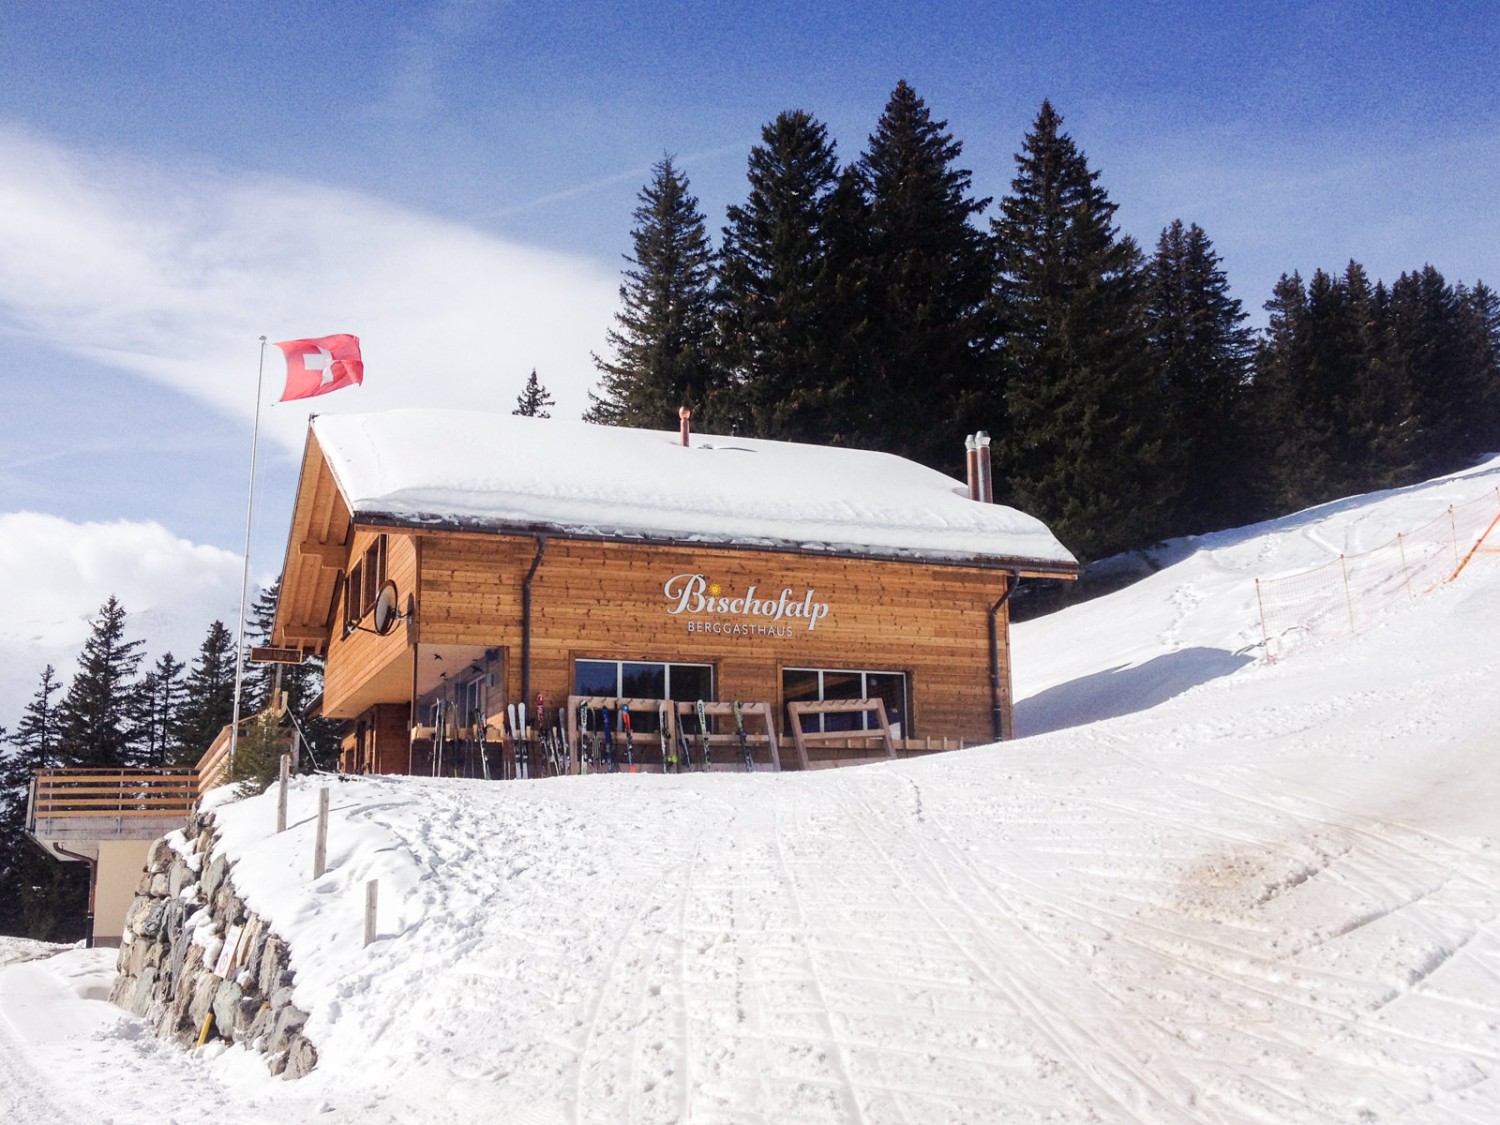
[{"x1": 1256, "y1": 487, "x2": 1500, "y2": 663}]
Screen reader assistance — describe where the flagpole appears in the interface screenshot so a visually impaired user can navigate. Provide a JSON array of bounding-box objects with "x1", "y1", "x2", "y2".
[{"x1": 228, "y1": 336, "x2": 269, "y2": 770}]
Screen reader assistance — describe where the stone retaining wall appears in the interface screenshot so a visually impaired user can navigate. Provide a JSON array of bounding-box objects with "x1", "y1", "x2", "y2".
[{"x1": 109, "y1": 807, "x2": 317, "y2": 1078}]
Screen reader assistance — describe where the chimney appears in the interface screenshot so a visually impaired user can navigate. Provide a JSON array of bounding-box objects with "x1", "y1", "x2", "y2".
[
  {"x1": 976, "y1": 431, "x2": 993, "y2": 503},
  {"x1": 965, "y1": 434, "x2": 980, "y2": 500},
  {"x1": 679, "y1": 406, "x2": 692, "y2": 448}
]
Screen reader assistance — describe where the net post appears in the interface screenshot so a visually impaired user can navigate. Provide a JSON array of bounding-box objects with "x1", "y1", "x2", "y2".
[{"x1": 1254, "y1": 578, "x2": 1274, "y2": 664}]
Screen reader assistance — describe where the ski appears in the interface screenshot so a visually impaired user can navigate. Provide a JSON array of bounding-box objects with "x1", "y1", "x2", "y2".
[
  {"x1": 733, "y1": 700, "x2": 751, "y2": 771},
  {"x1": 477, "y1": 699, "x2": 491, "y2": 782},
  {"x1": 506, "y1": 702, "x2": 519, "y2": 780},
  {"x1": 577, "y1": 699, "x2": 592, "y2": 775},
  {"x1": 696, "y1": 700, "x2": 709, "y2": 772},
  {"x1": 675, "y1": 703, "x2": 693, "y2": 771},
  {"x1": 520, "y1": 701, "x2": 531, "y2": 780},
  {"x1": 622, "y1": 704, "x2": 636, "y2": 772},
  {"x1": 556, "y1": 706, "x2": 569, "y2": 775},
  {"x1": 537, "y1": 693, "x2": 556, "y2": 776},
  {"x1": 601, "y1": 703, "x2": 616, "y2": 772},
  {"x1": 659, "y1": 700, "x2": 673, "y2": 772}
]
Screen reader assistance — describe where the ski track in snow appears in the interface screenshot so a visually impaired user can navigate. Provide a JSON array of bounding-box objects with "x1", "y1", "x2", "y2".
[{"x1": 4, "y1": 465, "x2": 1500, "y2": 1123}]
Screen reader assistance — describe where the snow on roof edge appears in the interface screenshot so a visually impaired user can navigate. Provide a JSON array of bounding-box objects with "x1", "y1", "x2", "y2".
[{"x1": 310, "y1": 410, "x2": 1079, "y2": 571}]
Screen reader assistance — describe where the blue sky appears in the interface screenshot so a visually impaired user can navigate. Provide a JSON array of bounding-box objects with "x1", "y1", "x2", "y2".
[{"x1": 0, "y1": 0, "x2": 1496, "y2": 722}]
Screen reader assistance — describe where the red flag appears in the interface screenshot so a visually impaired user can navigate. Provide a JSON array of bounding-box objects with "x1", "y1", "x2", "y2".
[{"x1": 274, "y1": 334, "x2": 364, "y2": 401}]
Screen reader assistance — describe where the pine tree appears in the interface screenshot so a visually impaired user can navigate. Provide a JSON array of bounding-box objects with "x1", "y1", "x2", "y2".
[
  {"x1": 1145, "y1": 220, "x2": 1257, "y2": 533},
  {"x1": 1460, "y1": 280, "x2": 1500, "y2": 450},
  {"x1": 586, "y1": 156, "x2": 726, "y2": 430},
  {"x1": 1387, "y1": 266, "x2": 1491, "y2": 477},
  {"x1": 54, "y1": 597, "x2": 146, "y2": 768},
  {"x1": 136, "y1": 652, "x2": 186, "y2": 767},
  {"x1": 1254, "y1": 263, "x2": 1407, "y2": 511},
  {"x1": 856, "y1": 81, "x2": 994, "y2": 470},
  {"x1": 0, "y1": 666, "x2": 88, "y2": 941},
  {"x1": 513, "y1": 368, "x2": 555, "y2": 418},
  {"x1": 172, "y1": 620, "x2": 237, "y2": 765},
  {"x1": 992, "y1": 101, "x2": 1161, "y2": 560},
  {"x1": 717, "y1": 110, "x2": 847, "y2": 442}
]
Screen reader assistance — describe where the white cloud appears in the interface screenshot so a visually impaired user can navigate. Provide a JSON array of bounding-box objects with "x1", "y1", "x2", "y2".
[
  {"x1": 0, "y1": 124, "x2": 622, "y2": 450},
  {"x1": 0, "y1": 512, "x2": 249, "y2": 726}
]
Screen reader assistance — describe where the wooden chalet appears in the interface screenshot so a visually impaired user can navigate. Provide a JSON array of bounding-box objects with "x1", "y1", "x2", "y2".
[{"x1": 271, "y1": 409, "x2": 1077, "y2": 776}]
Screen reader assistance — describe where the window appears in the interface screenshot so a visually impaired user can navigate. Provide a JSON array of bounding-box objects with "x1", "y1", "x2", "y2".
[
  {"x1": 573, "y1": 659, "x2": 714, "y2": 733},
  {"x1": 344, "y1": 562, "x2": 362, "y2": 633},
  {"x1": 343, "y1": 535, "x2": 389, "y2": 634},
  {"x1": 782, "y1": 667, "x2": 909, "y2": 738}
]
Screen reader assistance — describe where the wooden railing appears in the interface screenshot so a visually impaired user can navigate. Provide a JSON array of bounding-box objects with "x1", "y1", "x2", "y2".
[
  {"x1": 196, "y1": 723, "x2": 235, "y2": 798},
  {"x1": 27, "y1": 768, "x2": 198, "y2": 833}
]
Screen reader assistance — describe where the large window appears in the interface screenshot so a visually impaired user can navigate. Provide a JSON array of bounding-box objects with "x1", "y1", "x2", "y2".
[
  {"x1": 573, "y1": 659, "x2": 714, "y2": 733},
  {"x1": 783, "y1": 667, "x2": 909, "y2": 738}
]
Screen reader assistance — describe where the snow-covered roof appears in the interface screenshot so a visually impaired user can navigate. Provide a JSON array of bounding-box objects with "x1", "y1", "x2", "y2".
[{"x1": 310, "y1": 410, "x2": 1077, "y2": 570}]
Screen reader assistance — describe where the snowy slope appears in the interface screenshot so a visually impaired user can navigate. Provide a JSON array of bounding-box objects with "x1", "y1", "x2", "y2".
[{"x1": 4, "y1": 464, "x2": 1500, "y2": 1123}]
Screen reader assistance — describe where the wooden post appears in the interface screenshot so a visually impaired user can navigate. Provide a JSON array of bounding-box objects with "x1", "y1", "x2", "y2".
[
  {"x1": 364, "y1": 879, "x2": 378, "y2": 947},
  {"x1": 313, "y1": 787, "x2": 329, "y2": 879},
  {"x1": 276, "y1": 753, "x2": 290, "y2": 834}
]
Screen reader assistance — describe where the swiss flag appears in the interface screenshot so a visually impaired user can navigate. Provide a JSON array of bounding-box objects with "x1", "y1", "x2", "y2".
[{"x1": 274, "y1": 334, "x2": 364, "y2": 401}]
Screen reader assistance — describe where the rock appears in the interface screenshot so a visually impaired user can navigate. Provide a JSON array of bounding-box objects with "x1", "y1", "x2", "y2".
[
  {"x1": 149, "y1": 872, "x2": 170, "y2": 897},
  {"x1": 246, "y1": 1000, "x2": 275, "y2": 1046},
  {"x1": 148, "y1": 837, "x2": 175, "y2": 872},
  {"x1": 168, "y1": 858, "x2": 194, "y2": 897},
  {"x1": 257, "y1": 935, "x2": 288, "y2": 996},
  {"x1": 187, "y1": 969, "x2": 216, "y2": 1033},
  {"x1": 211, "y1": 980, "x2": 244, "y2": 1043},
  {"x1": 129, "y1": 967, "x2": 159, "y2": 1018},
  {"x1": 283, "y1": 1034, "x2": 318, "y2": 1079},
  {"x1": 137, "y1": 899, "x2": 168, "y2": 940},
  {"x1": 109, "y1": 973, "x2": 134, "y2": 1007},
  {"x1": 124, "y1": 894, "x2": 153, "y2": 934},
  {"x1": 201, "y1": 853, "x2": 228, "y2": 902},
  {"x1": 269, "y1": 1003, "x2": 308, "y2": 1056}
]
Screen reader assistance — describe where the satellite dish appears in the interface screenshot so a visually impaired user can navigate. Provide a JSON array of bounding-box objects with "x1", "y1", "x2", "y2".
[{"x1": 372, "y1": 581, "x2": 403, "y2": 636}]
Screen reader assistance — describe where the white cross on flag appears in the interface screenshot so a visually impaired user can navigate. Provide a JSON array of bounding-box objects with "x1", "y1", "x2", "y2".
[{"x1": 273, "y1": 334, "x2": 364, "y2": 401}]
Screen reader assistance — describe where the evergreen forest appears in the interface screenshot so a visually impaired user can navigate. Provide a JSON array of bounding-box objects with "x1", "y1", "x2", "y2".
[
  {"x1": 0, "y1": 587, "x2": 337, "y2": 940},
  {"x1": 588, "y1": 85, "x2": 1500, "y2": 563}
]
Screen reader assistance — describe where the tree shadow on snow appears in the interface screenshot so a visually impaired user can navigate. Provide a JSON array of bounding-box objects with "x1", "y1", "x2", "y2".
[{"x1": 1015, "y1": 647, "x2": 1253, "y2": 737}]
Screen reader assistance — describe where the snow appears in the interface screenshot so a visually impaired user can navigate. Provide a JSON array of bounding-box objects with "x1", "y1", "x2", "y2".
[
  {"x1": 5, "y1": 457, "x2": 1500, "y2": 1122},
  {"x1": 311, "y1": 410, "x2": 1077, "y2": 568}
]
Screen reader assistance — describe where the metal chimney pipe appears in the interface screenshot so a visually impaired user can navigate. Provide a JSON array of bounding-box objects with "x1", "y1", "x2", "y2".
[
  {"x1": 976, "y1": 431, "x2": 993, "y2": 503},
  {"x1": 679, "y1": 406, "x2": 691, "y2": 447},
  {"x1": 965, "y1": 433, "x2": 979, "y2": 500}
]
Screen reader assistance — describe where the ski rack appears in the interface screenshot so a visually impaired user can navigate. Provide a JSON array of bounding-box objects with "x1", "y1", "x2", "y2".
[
  {"x1": 785, "y1": 698, "x2": 897, "y2": 770},
  {"x1": 673, "y1": 701, "x2": 782, "y2": 773},
  {"x1": 565, "y1": 696, "x2": 781, "y2": 773}
]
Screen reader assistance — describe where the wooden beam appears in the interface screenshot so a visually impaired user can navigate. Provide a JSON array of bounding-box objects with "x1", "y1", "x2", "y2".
[{"x1": 297, "y1": 540, "x2": 347, "y2": 569}]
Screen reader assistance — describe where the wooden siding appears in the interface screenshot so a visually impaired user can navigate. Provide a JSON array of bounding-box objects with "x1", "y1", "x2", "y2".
[
  {"x1": 322, "y1": 530, "x2": 419, "y2": 717},
  {"x1": 414, "y1": 533, "x2": 1015, "y2": 746}
]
